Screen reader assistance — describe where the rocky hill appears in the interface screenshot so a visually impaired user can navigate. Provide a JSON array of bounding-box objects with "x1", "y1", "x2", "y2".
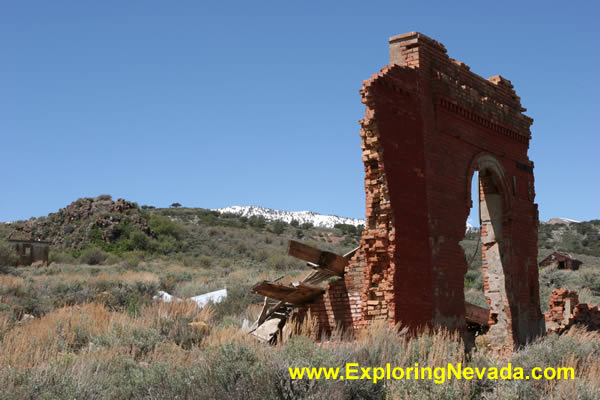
[{"x1": 7, "y1": 196, "x2": 153, "y2": 249}]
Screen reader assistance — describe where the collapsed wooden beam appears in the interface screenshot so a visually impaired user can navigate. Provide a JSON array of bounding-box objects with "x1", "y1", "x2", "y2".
[
  {"x1": 252, "y1": 281, "x2": 325, "y2": 305},
  {"x1": 465, "y1": 301, "x2": 490, "y2": 327},
  {"x1": 287, "y1": 240, "x2": 348, "y2": 276}
]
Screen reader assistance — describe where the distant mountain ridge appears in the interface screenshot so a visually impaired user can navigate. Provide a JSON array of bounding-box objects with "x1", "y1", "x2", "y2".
[
  {"x1": 212, "y1": 206, "x2": 365, "y2": 228},
  {"x1": 542, "y1": 218, "x2": 581, "y2": 225},
  {"x1": 212, "y1": 206, "x2": 584, "y2": 231}
]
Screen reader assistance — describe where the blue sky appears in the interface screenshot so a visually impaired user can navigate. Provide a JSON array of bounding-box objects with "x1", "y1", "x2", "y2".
[{"x1": 1, "y1": 1, "x2": 598, "y2": 223}]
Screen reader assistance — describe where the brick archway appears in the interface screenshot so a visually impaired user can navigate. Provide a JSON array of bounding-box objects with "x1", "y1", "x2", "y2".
[
  {"x1": 468, "y1": 154, "x2": 515, "y2": 347},
  {"x1": 303, "y1": 32, "x2": 545, "y2": 350}
]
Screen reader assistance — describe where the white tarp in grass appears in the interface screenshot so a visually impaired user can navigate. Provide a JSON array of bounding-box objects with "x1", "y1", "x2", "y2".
[{"x1": 154, "y1": 288, "x2": 227, "y2": 308}]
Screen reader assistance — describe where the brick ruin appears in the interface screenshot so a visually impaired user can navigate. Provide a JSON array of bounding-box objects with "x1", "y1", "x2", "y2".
[
  {"x1": 301, "y1": 32, "x2": 546, "y2": 351},
  {"x1": 545, "y1": 289, "x2": 600, "y2": 334}
]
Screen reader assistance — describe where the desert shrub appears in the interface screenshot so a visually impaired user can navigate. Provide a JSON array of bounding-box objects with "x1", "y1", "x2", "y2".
[
  {"x1": 80, "y1": 247, "x2": 108, "y2": 265},
  {"x1": 0, "y1": 275, "x2": 24, "y2": 296},
  {"x1": 0, "y1": 312, "x2": 11, "y2": 341},
  {"x1": 579, "y1": 268, "x2": 600, "y2": 295},
  {"x1": 465, "y1": 288, "x2": 487, "y2": 308},
  {"x1": 0, "y1": 242, "x2": 16, "y2": 267},
  {"x1": 49, "y1": 250, "x2": 77, "y2": 264},
  {"x1": 198, "y1": 343, "x2": 276, "y2": 399},
  {"x1": 127, "y1": 231, "x2": 151, "y2": 251},
  {"x1": 264, "y1": 253, "x2": 302, "y2": 271},
  {"x1": 270, "y1": 221, "x2": 287, "y2": 235},
  {"x1": 341, "y1": 236, "x2": 357, "y2": 247},
  {"x1": 253, "y1": 249, "x2": 269, "y2": 262},
  {"x1": 155, "y1": 235, "x2": 178, "y2": 254},
  {"x1": 334, "y1": 223, "x2": 358, "y2": 236},
  {"x1": 197, "y1": 255, "x2": 213, "y2": 267},
  {"x1": 577, "y1": 288, "x2": 600, "y2": 307},
  {"x1": 148, "y1": 215, "x2": 183, "y2": 239},
  {"x1": 105, "y1": 283, "x2": 157, "y2": 312},
  {"x1": 248, "y1": 216, "x2": 266, "y2": 229},
  {"x1": 122, "y1": 251, "x2": 144, "y2": 269},
  {"x1": 212, "y1": 283, "x2": 261, "y2": 322},
  {"x1": 104, "y1": 254, "x2": 121, "y2": 265},
  {"x1": 496, "y1": 328, "x2": 600, "y2": 398},
  {"x1": 464, "y1": 266, "x2": 483, "y2": 291},
  {"x1": 142, "y1": 302, "x2": 214, "y2": 348},
  {"x1": 96, "y1": 323, "x2": 163, "y2": 359}
]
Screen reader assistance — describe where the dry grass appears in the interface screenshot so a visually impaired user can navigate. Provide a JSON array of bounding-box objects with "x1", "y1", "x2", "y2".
[
  {"x1": 98, "y1": 271, "x2": 159, "y2": 285},
  {"x1": 558, "y1": 328, "x2": 600, "y2": 390},
  {"x1": 30, "y1": 270, "x2": 160, "y2": 286},
  {"x1": 0, "y1": 275, "x2": 24, "y2": 293},
  {"x1": 0, "y1": 300, "x2": 216, "y2": 370},
  {"x1": 0, "y1": 305, "x2": 599, "y2": 399},
  {"x1": 0, "y1": 303, "x2": 112, "y2": 368},
  {"x1": 139, "y1": 299, "x2": 214, "y2": 326},
  {"x1": 0, "y1": 312, "x2": 11, "y2": 339},
  {"x1": 1, "y1": 255, "x2": 599, "y2": 398}
]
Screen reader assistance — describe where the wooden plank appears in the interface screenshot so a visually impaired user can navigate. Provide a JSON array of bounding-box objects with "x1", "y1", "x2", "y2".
[
  {"x1": 252, "y1": 281, "x2": 325, "y2": 305},
  {"x1": 343, "y1": 246, "x2": 360, "y2": 260},
  {"x1": 465, "y1": 301, "x2": 489, "y2": 327},
  {"x1": 256, "y1": 297, "x2": 271, "y2": 326},
  {"x1": 305, "y1": 262, "x2": 340, "y2": 277},
  {"x1": 249, "y1": 297, "x2": 287, "y2": 334},
  {"x1": 288, "y1": 282, "x2": 325, "y2": 304},
  {"x1": 287, "y1": 240, "x2": 347, "y2": 276}
]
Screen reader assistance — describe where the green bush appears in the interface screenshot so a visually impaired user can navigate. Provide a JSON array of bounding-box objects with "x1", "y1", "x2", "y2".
[
  {"x1": 80, "y1": 247, "x2": 108, "y2": 265},
  {"x1": 148, "y1": 215, "x2": 183, "y2": 239},
  {"x1": 269, "y1": 221, "x2": 286, "y2": 235},
  {"x1": 104, "y1": 254, "x2": 121, "y2": 265},
  {"x1": 334, "y1": 223, "x2": 358, "y2": 236},
  {"x1": 122, "y1": 252, "x2": 144, "y2": 269},
  {"x1": 128, "y1": 231, "x2": 151, "y2": 251},
  {"x1": 248, "y1": 216, "x2": 266, "y2": 229},
  {"x1": 213, "y1": 283, "x2": 262, "y2": 322},
  {"x1": 0, "y1": 242, "x2": 17, "y2": 267}
]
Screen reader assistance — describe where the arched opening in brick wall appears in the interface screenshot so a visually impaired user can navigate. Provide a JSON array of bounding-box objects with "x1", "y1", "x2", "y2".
[
  {"x1": 463, "y1": 171, "x2": 485, "y2": 308},
  {"x1": 465, "y1": 155, "x2": 514, "y2": 347}
]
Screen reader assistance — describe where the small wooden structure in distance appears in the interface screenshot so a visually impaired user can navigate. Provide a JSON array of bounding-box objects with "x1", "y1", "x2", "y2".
[
  {"x1": 7, "y1": 239, "x2": 50, "y2": 267},
  {"x1": 539, "y1": 251, "x2": 582, "y2": 271}
]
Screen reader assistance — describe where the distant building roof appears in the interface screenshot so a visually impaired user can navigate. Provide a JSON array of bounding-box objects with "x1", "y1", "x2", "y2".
[
  {"x1": 550, "y1": 251, "x2": 579, "y2": 261},
  {"x1": 539, "y1": 251, "x2": 583, "y2": 268}
]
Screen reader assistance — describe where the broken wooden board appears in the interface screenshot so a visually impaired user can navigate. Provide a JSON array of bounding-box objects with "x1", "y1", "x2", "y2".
[
  {"x1": 252, "y1": 317, "x2": 284, "y2": 343},
  {"x1": 465, "y1": 301, "x2": 490, "y2": 327},
  {"x1": 343, "y1": 246, "x2": 360, "y2": 260},
  {"x1": 252, "y1": 281, "x2": 325, "y2": 305},
  {"x1": 287, "y1": 240, "x2": 348, "y2": 276}
]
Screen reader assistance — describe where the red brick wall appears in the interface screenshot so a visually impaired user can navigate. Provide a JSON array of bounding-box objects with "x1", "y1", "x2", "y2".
[{"x1": 302, "y1": 32, "x2": 544, "y2": 350}]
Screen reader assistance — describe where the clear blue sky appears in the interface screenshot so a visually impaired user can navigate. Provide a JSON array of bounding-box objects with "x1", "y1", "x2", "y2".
[{"x1": 1, "y1": 1, "x2": 598, "y2": 222}]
